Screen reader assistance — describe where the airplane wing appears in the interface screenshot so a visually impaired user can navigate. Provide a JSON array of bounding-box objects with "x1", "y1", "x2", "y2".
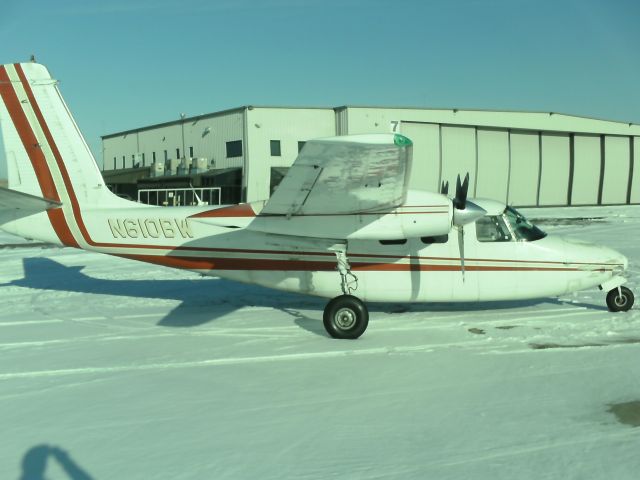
[
  {"x1": 0, "y1": 186, "x2": 62, "y2": 214},
  {"x1": 260, "y1": 133, "x2": 413, "y2": 216}
]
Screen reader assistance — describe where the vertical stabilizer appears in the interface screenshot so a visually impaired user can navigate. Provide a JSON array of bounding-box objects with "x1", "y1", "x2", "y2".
[
  {"x1": 0, "y1": 62, "x2": 117, "y2": 206},
  {"x1": 0, "y1": 62, "x2": 130, "y2": 246}
]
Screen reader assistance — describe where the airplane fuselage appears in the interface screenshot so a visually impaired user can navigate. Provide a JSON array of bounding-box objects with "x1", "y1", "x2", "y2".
[{"x1": 0, "y1": 202, "x2": 625, "y2": 304}]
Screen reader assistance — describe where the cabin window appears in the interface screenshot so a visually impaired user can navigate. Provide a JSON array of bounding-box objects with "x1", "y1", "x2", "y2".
[
  {"x1": 379, "y1": 239, "x2": 407, "y2": 245},
  {"x1": 421, "y1": 235, "x2": 448, "y2": 244},
  {"x1": 476, "y1": 216, "x2": 512, "y2": 242}
]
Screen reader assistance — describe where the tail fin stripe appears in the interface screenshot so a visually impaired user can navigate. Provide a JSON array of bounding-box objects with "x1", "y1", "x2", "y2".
[
  {"x1": 0, "y1": 65, "x2": 78, "y2": 247},
  {"x1": 0, "y1": 66, "x2": 59, "y2": 201},
  {"x1": 14, "y1": 64, "x2": 89, "y2": 247}
]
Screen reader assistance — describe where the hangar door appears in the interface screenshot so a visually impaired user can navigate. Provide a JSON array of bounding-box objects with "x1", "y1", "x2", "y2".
[
  {"x1": 440, "y1": 126, "x2": 477, "y2": 197},
  {"x1": 400, "y1": 122, "x2": 441, "y2": 192},
  {"x1": 539, "y1": 133, "x2": 570, "y2": 206},
  {"x1": 571, "y1": 135, "x2": 600, "y2": 205},
  {"x1": 602, "y1": 136, "x2": 630, "y2": 204},
  {"x1": 508, "y1": 131, "x2": 539, "y2": 206},
  {"x1": 475, "y1": 129, "x2": 509, "y2": 202}
]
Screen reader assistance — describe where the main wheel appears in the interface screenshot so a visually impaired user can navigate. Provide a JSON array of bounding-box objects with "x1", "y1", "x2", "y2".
[
  {"x1": 606, "y1": 286, "x2": 634, "y2": 312},
  {"x1": 323, "y1": 295, "x2": 369, "y2": 339}
]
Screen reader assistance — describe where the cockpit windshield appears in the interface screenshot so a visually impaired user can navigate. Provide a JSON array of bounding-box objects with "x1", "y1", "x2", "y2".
[{"x1": 503, "y1": 206, "x2": 546, "y2": 241}]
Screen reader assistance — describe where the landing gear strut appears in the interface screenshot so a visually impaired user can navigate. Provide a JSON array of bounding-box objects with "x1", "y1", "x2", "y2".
[
  {"x1": 323, "y1": 245, "x2": 368, "y2": 339},
  {"x1": 606, "y1": 286, "x2": 634, "y2": 312}
]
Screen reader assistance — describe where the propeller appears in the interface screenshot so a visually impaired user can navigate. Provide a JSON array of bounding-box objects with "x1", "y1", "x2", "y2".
[
  {"x1": 453, "y1": 173, "x2": 469, "y2": 210},
  {"x1": 448, "y1": 173, "x2": 486, "y2": 281}
]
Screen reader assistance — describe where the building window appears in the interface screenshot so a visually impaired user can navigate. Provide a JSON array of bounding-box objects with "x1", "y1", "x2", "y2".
[
  {"x1": 226, "y1": 140, "x2": 243, "y2": 158},
  {"x1": 176, "y1": 148, "x2": 180, "y2": 159},
  {"x1": 270, "y1": 140, "x2": 281, "y2": 157},
  {"x1": 189, "y1": 146, "x2": 194, "y2": 158},
  {"x1": 152, "y1": 152, "x2": 156, "y2": 163},
  {"x1": 113, "y1": 157, "x2": 116, "y2": 170},
  {"x1": 142, "y1": 153, "x2": 145, "y2": 166},
  {"x1": 164, "y1": 150, "x2": 168, "y2": 161},
  {"x1": 122, "y1": 156, "x2": 125, "y2": 169},
  {"x1": 298, "y1": 141, "x2": 306, "y2": 153}
]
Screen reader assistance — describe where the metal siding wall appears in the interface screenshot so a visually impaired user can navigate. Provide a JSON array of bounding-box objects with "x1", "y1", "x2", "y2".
[
  {"x1": 139, "y1": 125, "x2": 180, "y2": 164},
  {"x1": 400, "y1": 123, "x2": 440, "y2": 192},
  {"x1": 245, "y1": 108, "x2": 335, "y2": 202},
  {"x1": 192, "y1": 112, "x2": 244, "y2": 170},
  {"x1": 539, "y1": 133, "x2": 570, "y2": 206},
  {"x1": 571, "y1": 135, "x2": 600, "y2": 205},
  {"x1": 631, "y1": 137, "x2": 640, "y2": 203},
  {"x1": 508, "y1": 132, "x2": 539, "y2": 206},
  {"x1": 103, "y1": 134, "x2": 138, "y2": 170},
  {"x1": 602, "y1": 135, "x2": 630, "y2": 204},
  {"x1": 335, "y1": 109, "x2": 348, "y2": 135},
  {"x1": 475, "y1": 129, "x2": 509, "y2": 202},
  {"x1": 440, "y1": 126, "x2": 476, "y2": 195}
]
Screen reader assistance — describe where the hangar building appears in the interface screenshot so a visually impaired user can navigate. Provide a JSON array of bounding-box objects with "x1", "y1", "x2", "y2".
[{"x1": 101, "y1": 106, "x2": 640, "y2": 207}]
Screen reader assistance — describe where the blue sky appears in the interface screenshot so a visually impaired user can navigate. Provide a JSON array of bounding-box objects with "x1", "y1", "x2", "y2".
[{"x1": 1, "y1": 0, "x2": 639, "y2": 177}]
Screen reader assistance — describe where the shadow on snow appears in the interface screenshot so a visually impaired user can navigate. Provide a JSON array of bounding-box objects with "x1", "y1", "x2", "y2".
[{"x1": 0, "y1": 257, "x2": 608, "y2": 333}]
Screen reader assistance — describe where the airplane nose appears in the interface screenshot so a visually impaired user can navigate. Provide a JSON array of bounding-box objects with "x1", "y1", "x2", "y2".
[{"x1": 562, "y1": 237, "x2": 627, "y2": 271}]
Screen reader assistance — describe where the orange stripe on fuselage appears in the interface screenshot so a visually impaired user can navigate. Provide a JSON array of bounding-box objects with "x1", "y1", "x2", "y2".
[
  {"x1": 191, "y1": 203, "x2": 256, "y2": 218},
  {"x1": 115, "y1": 253, "x2": 585, "y2": 273}
]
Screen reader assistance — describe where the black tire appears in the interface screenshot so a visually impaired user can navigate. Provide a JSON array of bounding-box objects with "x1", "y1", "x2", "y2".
[
  {"x1": 323, "y1": 295, "x2": 369, "y2": 339},
  {"x1": 606, "y1": 286, "x2": 634, "y2": 312}
]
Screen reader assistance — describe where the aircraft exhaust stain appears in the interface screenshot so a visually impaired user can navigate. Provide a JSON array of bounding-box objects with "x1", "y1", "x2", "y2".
[{"x1": 608, "y1": 401, "x2": 640, "y2": 427}]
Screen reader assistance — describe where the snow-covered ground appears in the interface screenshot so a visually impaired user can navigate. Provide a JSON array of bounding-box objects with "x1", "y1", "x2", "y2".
[{"x1": 1, "y1": 206, "x2": 639, "y2": 479}]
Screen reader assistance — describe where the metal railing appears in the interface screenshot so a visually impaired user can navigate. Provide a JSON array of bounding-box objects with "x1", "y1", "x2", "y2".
[{"x1": 137, "y1": 187, "x2": 222, "y2": 206}]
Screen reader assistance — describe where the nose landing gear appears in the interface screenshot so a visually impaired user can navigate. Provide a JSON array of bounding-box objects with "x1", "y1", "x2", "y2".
[{"x1": 606, "y1": 286, "x2": 634, "y2": 312}]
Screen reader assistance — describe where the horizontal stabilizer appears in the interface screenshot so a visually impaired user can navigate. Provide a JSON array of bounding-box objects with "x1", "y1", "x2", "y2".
[{"x1": 0, "y1": 186, "x2": 62, "y2": 212}]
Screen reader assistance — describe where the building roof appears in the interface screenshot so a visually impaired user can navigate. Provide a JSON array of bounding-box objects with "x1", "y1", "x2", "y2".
[{"x1": 102, "y1": 105, "x2": 640, "y2": 139}]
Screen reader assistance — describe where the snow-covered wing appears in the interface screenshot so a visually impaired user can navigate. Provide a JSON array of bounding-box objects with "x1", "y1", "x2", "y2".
[
  {"x1": 261, "y1": 134, "x2": 413, "y2": 215},
  {"x1": 0, "y1": 186, "x2": 61, "y2": 212}
]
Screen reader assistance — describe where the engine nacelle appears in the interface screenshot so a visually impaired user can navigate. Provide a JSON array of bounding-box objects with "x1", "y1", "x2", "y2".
[{"x1": 247, "y1": 189, "x2": 453, "y2": 240}]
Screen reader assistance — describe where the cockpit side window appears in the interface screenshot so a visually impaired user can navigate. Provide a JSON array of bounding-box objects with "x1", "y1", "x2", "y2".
[
  {"x1": 504, "y1": 206, "x2": 547, "y2": 241},
  {"x1": 476, "y1": 216, "x2": 512, "y2": 242}
]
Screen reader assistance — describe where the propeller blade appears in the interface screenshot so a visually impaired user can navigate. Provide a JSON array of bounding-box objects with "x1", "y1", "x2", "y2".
[
  {"x1": 440, "y1": 180, "x2": 449, "y2": 195},
  {"x1": 457, "y1": 226, "x2": 465, "y2": 282},
  {"x1": 453, "y1": 173, "x2": 470, "y2": 210}
]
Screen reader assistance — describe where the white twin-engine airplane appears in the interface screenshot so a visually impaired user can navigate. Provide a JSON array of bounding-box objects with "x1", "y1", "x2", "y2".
[{"x1": 0, "y1": 62, "x2": 635, "y2": 338}]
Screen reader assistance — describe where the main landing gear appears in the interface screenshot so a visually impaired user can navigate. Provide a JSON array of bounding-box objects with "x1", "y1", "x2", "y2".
[
  {"x1": 323, "y1": 246, "x2": 369, "y2": 339},
  {"x1": 606, "y1": 286, "x2": 634, "y2": 312}
]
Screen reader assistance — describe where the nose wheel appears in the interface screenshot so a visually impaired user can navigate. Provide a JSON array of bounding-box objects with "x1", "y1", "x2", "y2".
[
  {"x1": 323, "y1": 295, "x2": 369, "y2": 339},
  {"x1": 606, "y1": 286, "x2": 634, "y2": 312}
]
